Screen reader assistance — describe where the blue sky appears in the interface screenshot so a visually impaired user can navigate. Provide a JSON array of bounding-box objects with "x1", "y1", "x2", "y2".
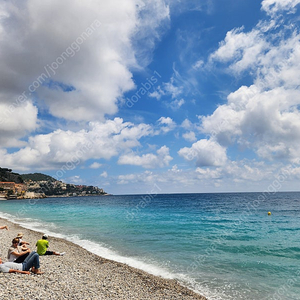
[{"x1": 1, "y1": 0, "x2": 300, "y2": 194}]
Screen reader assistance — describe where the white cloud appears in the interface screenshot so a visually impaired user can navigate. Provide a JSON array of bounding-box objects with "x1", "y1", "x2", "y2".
[
  {"x1": 209, "y1": 27, "x2": 268, "y2": 74},
  {"x1": 203, "y1": 11, "x2": 300, "y2": 163},
  {"x1": 169, "y1": 98, "x2": 185, "y2": 110},
  {"x1": 0, "y1": 1, "x2": 171, "y2": 178},
  {"x1": 149, "y1": 70, "x2": 185, "y2": 101},
  {"x1": 200, "y1": 101, "x2": 243, "y2": 146},
  {"x1": 100, "y1": 171, "x2": 108, "y2": 178},
  {"x1": 118, "y1": 145, "x2": 172, "y2": 168},
  {"x1": 158, "y1": 116, "x2": 174, "y2": 125},
  {"x1": 3, "y1": 0, "x2": 300, "y2": 195},
  {"x1": 163, "y1": 77, "x2": 183, "y2": 98},
  {"x1": 0, "y1": 0, "x2": 170, "y2": 130},
  {"x1": 109, "y1": 3, "x2": 300, "y2": 194},
  {"x1": 148, "y1": 89, "x2": 163, "y2": 100},
  {"x1": 195, "y1": 167, "x2": 222, "y2": 179},
  {"x1": 0, "y1": 118, "x2": 154, "y2": 170},
  {"x1": 180, "y1": 119, "x2": 201, "y2": 139},
  {"x1": 192, "y1": 60, "x2": 204, "y2": 70},
  {"x1": 157, "y1": 116, "x2": 176, "y2": 133},
  {"x1": 178, "y1": 139, "x2": 227, "y2": 167},
  {"x1": 181, "y1": 119, "x2": 193, "y2": 129},
  {"x1": 201, "y1": 82, "x2": 300, "y2": 163},
  {"x1": 194, "y1": 160, "x2": 269, "y2": 183},
  {"x1": 256, "y1": 33, "x2": 300, "y2": 90},
  {"x1": 133, "y1": 0, "x2": 170, "y2": 65},
  {"x1": 113, "y1": 159, "x2": 300, "y2": 194},
  {"x1": 0, "y1": 101, "x2": 38, "y2": 147},
  {"x1": 117, "y1": 173, "x2": 141, "y2": 185},
  {"x1": 261, "y1": 0, "x2": 300, "y2": 15},
  {"x1": 89, "y1": 162, "x2": 102, "y2": 169},
  {"x1": 67, "y1": 175, "x2": 83, "y2": 185},
  {"x1": 182, "y1": 131, "x2": 197, "y2": 142}
]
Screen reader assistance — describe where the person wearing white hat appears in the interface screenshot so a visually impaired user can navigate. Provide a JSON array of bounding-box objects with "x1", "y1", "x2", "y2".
[
  {"x1": 16, "y1": 233, "x2": 29, "y2": 247},
  {"x1": 7, "y1": 238, "x2": 31, "y2": 263},
  {"x1": 36, "y1": 234, "x2": 65, "y2": 256}
]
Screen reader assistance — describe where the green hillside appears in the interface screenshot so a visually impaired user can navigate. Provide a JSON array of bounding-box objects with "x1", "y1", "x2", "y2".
[{"x1": 21, "y1": 173, "x2": 56, "y2": 182}]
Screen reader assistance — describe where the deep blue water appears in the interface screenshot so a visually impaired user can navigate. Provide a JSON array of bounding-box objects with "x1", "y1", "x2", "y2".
[{"x1": 0, "y1": 192, "x2": 299, "y2": 300}]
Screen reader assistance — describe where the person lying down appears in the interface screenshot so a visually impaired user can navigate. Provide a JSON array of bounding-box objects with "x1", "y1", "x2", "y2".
[{"x1": 0, "y1": 251, "x2": 43, "y2": 275}]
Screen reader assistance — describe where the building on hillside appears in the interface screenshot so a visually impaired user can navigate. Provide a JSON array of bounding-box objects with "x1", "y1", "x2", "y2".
[
  {"x1": 0, "y1": 182, "x2": 27, "y2": 197},
  {"x1": 0, "y1": 182, "x2": 16, "y2": 193},
  {"x1": 15, "y1": 183, "x2": 27, "y2": 194}
]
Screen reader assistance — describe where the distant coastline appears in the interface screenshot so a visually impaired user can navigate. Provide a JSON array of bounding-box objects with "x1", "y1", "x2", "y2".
[
  {"x1": 46, "y1": 193, "x2": 112, "y2": 198},
  {"x1": 0, "y1": 167, "x2": 108, "y2": 200}
]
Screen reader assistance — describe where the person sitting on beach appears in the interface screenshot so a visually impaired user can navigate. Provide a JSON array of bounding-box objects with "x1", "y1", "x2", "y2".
[
  {"x1": 0, "y1": 225, "x2": 8, "y2": 230},
  {"x1": 36, "y1": 234, "x2": 65, "y2": 256},
  {"x1": 16, "y1": 232, "x2": 30, "y2": 247},
  {"x1": 0, "y1": 251, "x2": 43, "y2": 274},
  {"x1": 8, "y1": 238, "x2": 31, "y2": 263}
]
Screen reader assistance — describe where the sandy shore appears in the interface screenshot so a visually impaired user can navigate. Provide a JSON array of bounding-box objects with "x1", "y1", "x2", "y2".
[{"x1": 0, "y1": 218, "x2": 207, "y2": 300}]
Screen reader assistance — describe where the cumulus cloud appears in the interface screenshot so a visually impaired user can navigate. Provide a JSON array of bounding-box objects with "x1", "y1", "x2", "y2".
[
  {"x1": 209, "y1": 27, "x2": 268, "y2": 74},
  {"x1": 3, "y1": 0, "x2": 300, "y2": 194},
  {"x1": 203, "y1": 7, "x2": 300, "y2": 163},
  {"x1": 157, "y1": 117, "x2": 176, "y2": 133},
  {"x1": 118, "y1": 145, "x2": 172, "y2": 168},
  {"x1": 117, "y1": 173, "x2": 136, "y2": 184},
  {"x1": 0, "y1": 118, "x2": 154, "y2": 170},
  {"x1": 100, "y1": 171, "x2": 108, "y2": 178},
  {"x1": 89, "y1": 162, "x2": 102, "y2": 169},
  {"x1": 195, "y1": 167, "x2": 222, "y2": 180},
  {"x1": 194, "y1": 160, "x2": 271, "y2": 183},
  {"x1": 182, "y1": 131, "x2": 197, "y2": 142},
  {"x1": 178, "y1": 139, "x2": 227, "y2": 167},
  {"x1": 0, "y1": 101, "x2": 38, "y2": 147},
  {"x1": 181, "y1": 119, "x2": 193, "y2": 129},
  {"x1": 114, "y1": 159, "x2": 296, "y2": 193},
  {"x1": 200, "y1": 101, "x2": 243, "y2": 146},
  {"x1": 0, "y1": 0, "x2": 173, "y2": 178},
  {"x1": 110, "y1": 2, "x2": 300, "y2": 193},
  {"x1": 0, "y1": 0, "x2": 170, "y2": 127},
  {"x1": 201, "y1": 86, "x2": 300, "y2": 163}
]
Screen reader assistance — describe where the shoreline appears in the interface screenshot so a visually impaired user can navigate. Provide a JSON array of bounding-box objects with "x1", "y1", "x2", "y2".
[{"x1": 0, "y1": 217, "x2": 207, "y2": 300}]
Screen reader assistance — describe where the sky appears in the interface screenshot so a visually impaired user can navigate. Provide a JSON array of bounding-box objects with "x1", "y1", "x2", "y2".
[{"x1": 1, "y1": 0, "x2": 300, "y2": 195}]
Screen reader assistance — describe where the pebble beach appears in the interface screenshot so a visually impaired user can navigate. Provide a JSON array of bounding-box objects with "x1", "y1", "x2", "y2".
[{"x1": 0, "y1": 218, "x2": 207, "y2": 300}]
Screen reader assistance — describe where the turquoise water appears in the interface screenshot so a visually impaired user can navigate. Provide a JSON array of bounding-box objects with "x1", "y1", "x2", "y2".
[{"x1": 0, "y1": 192, "x2": 299, "y2": 299}]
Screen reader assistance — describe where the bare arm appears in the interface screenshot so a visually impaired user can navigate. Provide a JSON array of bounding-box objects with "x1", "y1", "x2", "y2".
[
  {"x1": 21, "y1": 241, "x2": 30, "y2": 245},
  {"x1": 9, "y1": 269, "x2": 30, "y2": 274},
  {"x1": 21, "y1": 244, "x2": 29, "y2": 250},
  {"x1": 11, "y1": 249, "x2": 31, "y2": 257},
  {"x1": 0, "y1": 225, "x2": 8, "y2": 230}
]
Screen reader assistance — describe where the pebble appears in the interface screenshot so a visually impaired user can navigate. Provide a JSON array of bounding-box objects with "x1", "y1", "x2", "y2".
[{"x1": 0, "y1": 218, "x2": 207, "y2": 299}]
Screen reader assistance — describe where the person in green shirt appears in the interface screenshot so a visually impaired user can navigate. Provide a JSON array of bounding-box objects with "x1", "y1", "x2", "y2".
[{"x1": 36, "y1": 234, "x2": 65, "y2": 256}]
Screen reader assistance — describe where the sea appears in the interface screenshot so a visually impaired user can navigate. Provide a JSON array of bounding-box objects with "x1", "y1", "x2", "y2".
[{"x1": 0, "y1": 192, "x2": 299, "y2": 300}]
